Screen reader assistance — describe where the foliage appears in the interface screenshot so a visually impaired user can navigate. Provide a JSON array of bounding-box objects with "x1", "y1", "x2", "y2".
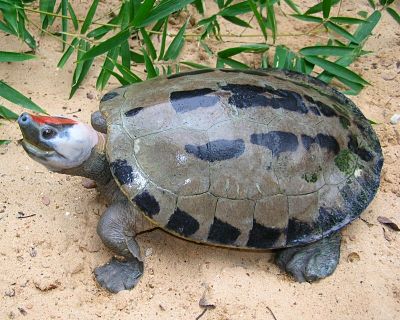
[{"x1": 0, "y1": 0, "x2": 399, "y2": 140}]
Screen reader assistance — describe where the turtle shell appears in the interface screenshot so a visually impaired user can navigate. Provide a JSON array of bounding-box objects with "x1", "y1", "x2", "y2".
[{"x1": 100, "y1": 69, "x2": 383, "y2": 249}]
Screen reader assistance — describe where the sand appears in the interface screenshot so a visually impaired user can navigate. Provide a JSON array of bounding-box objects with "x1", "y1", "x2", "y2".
[{"x1": 0, "y1": 1, "x2": 399, "y2": 319}]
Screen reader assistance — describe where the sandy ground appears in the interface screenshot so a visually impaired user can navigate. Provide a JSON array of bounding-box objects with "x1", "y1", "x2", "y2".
[{"x1": 1, "y1": 1, "x2": 399, "y2": 319}]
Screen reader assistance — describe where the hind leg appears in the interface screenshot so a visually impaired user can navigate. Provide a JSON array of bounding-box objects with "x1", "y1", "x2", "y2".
[
  {"x1": 275, "y1": 233, "x2": 341, "y2": 282},
  {"x1": 94, "y1": 200, "x2": 143, "y2": 293}
]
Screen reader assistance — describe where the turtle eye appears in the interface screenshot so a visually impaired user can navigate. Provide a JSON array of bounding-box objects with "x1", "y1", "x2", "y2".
[{"x1": 41, "y1": 128, "x2": 57, "y2": 140}]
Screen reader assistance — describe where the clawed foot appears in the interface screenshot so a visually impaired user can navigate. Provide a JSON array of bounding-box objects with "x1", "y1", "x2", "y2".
[
  {"x1": 94, "y1": 257, "x2": 143, "y2": 293},
  {"x1": 275, "y1": 233, "x2": 341, "y2": 283}
]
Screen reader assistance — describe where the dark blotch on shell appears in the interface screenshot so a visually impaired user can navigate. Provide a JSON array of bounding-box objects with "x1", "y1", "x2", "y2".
[
  {"x1": 286, "y1": 218, "x2": 317, "y2": 246},
  {"x1": 247, "y1": 220, "x2": 282, "y2": 248},
  {"x1": 185, "y1": 139, "x2": 245, "y2": 162},
  {"x1": 348, "y1": 135, "x2": 373, "y2": 162},
  {"x1": 207, "y1": 217, "x2": 241, "y2": 245},
  {"x1": 170, "y1": 88, "x2": 219, "y2": 113},
  {"x1": 133, "y1": 190, "x2": 160, "y2": 218},
  {"x1": 101, "y1": 91, "x2": 119, "y2": 102},
  {"x1": 317, "y1": 207, "x2": 347, "y2": 234},
  {"x1": 250, "y1": 131, "x2": 299, "y2": 156},
  {"x1": 166, "y1": 208, "x2": 199, "y2": 237},
  {"x1": 110, "y1": 159, "x2": 134, "y2": 185},
  {"x1": 125, "y1": 107, "x2": 143, "y2": 117},
  {"x1": 302, "y1": 134, "x2": 339, "y2": 154}
]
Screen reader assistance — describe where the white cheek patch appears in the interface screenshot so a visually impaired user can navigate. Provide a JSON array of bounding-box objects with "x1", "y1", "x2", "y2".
[{"x1": 49, "y1": 123, "x2": 98, "y2": 170}]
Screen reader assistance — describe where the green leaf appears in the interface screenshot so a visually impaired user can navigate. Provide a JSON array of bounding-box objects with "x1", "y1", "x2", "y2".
[
  {"x1": 137, "y1": 0, "x2": 196, "y2": 27},
  {"x1": 96, "y1": 47, "x2": 119, "y2": 90},
  {"x1": 386, "y1": 7, "x2": 400, "y2": 25},
  {"x1": 0, "y1": 81, "x2": 46, "y2": 114},
  {"x1": 266, "y1": 0, "x2": 277, "y2": 42},
  {"x1": 300, "y1": 45, "x2": 357, "y2": 57},
  {"x1": 219, "y1": 1, "x2": 251, "y2": 16},
  {"x1": 352, "y1": 10, "x2": 381, "y2": 44},
  {"x1": 217, "y1": 57, "x2": 249, "y2": 69},
  {"x1": 86, "y1": 16, "x2": 119, "y2": 39},
  {"x1": 325, "y1": 21, "x2": 359, "y2": 43},
  {"x1": 283, "y1": 0, "x2": 301, "y2": 14},
  {"x1": 0, "y1": 51, "x2": 35, "y2": 62},
  {"x1": 221, "y1": 15, "x2": 252, "y2": 28},
  {"x1": 142, "y1": 49, "x2": 157, "y2": 79},
  {"x1": 217, "y1": 43, "x2": 269, "y2": 58},
  {"x1": 132, "y1": 0, "x2": 156, "y2": 27},
  {"x1": 68, "y1": 2, "x2": 79, "y2": 31},
  {"x1": 337, "y1": 76, "x2": 364, "y2": 95},
  {"x1": 130, "y1": 51, "x2": 145, "y2": 63},
  {"x1": 379, "y1": 0, "x2": 395, "y2": 5},
  {"x1": 304, "y1": 56, "x2": 369, "y2": 85},
  {"x1": 104, "y1": 68, "x2": 130, "y2": 86},
  {"x1": 367, "y1": 0, "x2": 375, "y2": 9},
  {"x1": 61, "y1": 0, "x2": 67, "y2": 50},
  {"x1": 80, "y1": 29, "x2": 131, "y2": 62},
  {"x1": 248, "y1": 0, "x2": 268, "y2": 41},
  {"x1": 119, "y1": 40, "x2": 130, "y2": 69},
  {"x1": 80, "y1": 0, "x2": 99, "y2": 34},
  {"x1": 274, "y1": 45, "x2": 288, "y2": 69},
  {"x1": 163, "y1": 20, "x2": 188, "y2": 61},
  {"x1": 57, "y1": 37, "x2": 79, "y2": 68},
  {"x1": 0, "y1": 140, "x2": 11, "y2": 146},
  {"x1": 140, "y1": 28, "x2": 157, "y2": 60},
  {"x1": 158, "y1": 18, "x2": 168, "y2": 60},
  {"x1": 39, "y1": 0, "x2": 56, "y2": 30},
  {"x1": 180, "y1": 61, "x2": 210, "y2": 69},
  {"x1": 357, "y1": 11, "x2": 368, "y2": 18},
  {"x1": 0, "y1": 105, "x2": 18, "y2": 120},
  {"x1": 330, "y1": 17, "x2": 366, "y2": 24},
  {"x1": 193, "y1": 0, "x2": 205, "y2": 15},
  {"x1": 305, "y1": 0, "x2": 340, "y2": 15},
  {"x1": 70, "y1": 40, "x2": 94, "y2": 98},
  {"x1": 113, "y1": 63, "x2": 142, "y2": 83},
  {"x1": 322, "y1": 0, "x2": 331, "y2": 19},
  {"x1": 291, "y1": 14, "x2": 323, "y2": 23},
  {"x1": 0, "y1": 20, "x2": 15, "y2": 35}
]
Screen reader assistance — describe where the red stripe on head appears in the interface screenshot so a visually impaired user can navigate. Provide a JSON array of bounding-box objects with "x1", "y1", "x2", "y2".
[{"x1": 30, "y1": 114, "x2": 78, "y2": 126}]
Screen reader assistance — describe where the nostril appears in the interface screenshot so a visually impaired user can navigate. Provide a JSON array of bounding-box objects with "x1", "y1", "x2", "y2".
[
  {"x1": 21, "y1": 115, "x2": 27, "y2": 122},
  {"x1": 18, "y1": 113, "x2": 30, "y2": 125}
]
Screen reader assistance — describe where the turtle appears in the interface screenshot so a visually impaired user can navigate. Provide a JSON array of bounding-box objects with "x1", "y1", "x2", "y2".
[{"x1": 18, "y1": 69, "x2": 383, "y2": 293}]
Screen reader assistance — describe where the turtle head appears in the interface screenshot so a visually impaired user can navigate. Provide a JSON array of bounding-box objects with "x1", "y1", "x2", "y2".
[{"x1": 18, "y1": 112, "x2": 99, "y2": 171}]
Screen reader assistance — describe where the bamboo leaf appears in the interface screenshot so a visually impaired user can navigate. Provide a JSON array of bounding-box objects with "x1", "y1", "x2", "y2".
[
  {"x1": 132, "y1": 0, "x2": 156, "y2": 27},
  {"x1": 0, "y1": 51, "x2": 35, "y2": 62},
  {"x1": 113, "y1": 63, "x2": 142, "y2": 83},
  {"x1": 0, "y1": 105, "x2": 18, "y2": 120},
  {"x1": 193, "y1": 0, "x2": 205, "y2": 15},
  {"x1": 248, "y1": 0, "x2": 268, "y2": 41},
  {"x1": 104, "y1": 68, "x2": 130, "y2": 86},
  {"x1": 163, "y1": 20, "x2": 188, "y2": 61},
  {"x1": 266, "y1": 0, "x2": 277, "y2": 42},
  {"x1": 283, "y1": 0, "x2": 301, "y2": 14},
  {"x1": 325, "y1": 21, "x2": 359, "y2": 43},
  {"x1": 305, "y1": 0, "x2": 340, "y2": 15},
  {"x1": 140, "y1": 28, "x2": 157, "y2": 60},
  {"x1": 330, "y1": 17, "x2": 366, "y2": 24},
  {"x1": 322, "y1": 0, "x2": 332, "y2": 19},
  {"x1": 353, "y1": 10, "x2": 381, "y2": 43},
  {"x1": 61, "y1": 0, "x2": 67, "y2": 50},
  {"x1": 299, "y1": 45, "x2": 356, "y2": 57},
  {"x1": 39, "y1": 0, "x2": 56, "y2": 30},
  {"x1": 119, "y1": 40, "x2": 130, "y2": 69},
  {"x1": 80, "y1": 0, "x2": 99, "y2": 34},
  {"x1": 274, "y1": 45, "x2": 288, "y2": 69},
  {"x1": 80, "y1": 29, "x2": 131, "y2": 62},
  {"x1": 217, "y1": 57, "x2": 249, "y2": 69},
  {"x1": 87, "y1": 16, "x2": 119, "y2": 39},
  {"x1": 142, "y1": 49, "x2": 157, "y2": 79},
  {"x1": 221, "y1": 15, "x2": 252, "y2": 28},
  {"x1": 219, "y1": 1, "x2": 251, "y2": 16},
  {"x1": 57, "y1": 37, "x2": 79, "y2": 68},
  {"x1": 386, "y1": 7, "x2": 400, "y2": 25},
  {"x1": 70, "y1": 40, "x2": 94, "y2": 98},
  {"x1": 217, "y1": 43, "x2": 269, "y2": 58},
  {"x1": 180, "y1": 61, "x2": 210, "y2": 69},
  {"x1": 291, "y1": 14, "x2": 323, "y2": 23},
  {"x1": 158, "y1": 18, "x2": 168, "y2": 60},
  {"x1": 304, "y1": 56, "x2": 369, "y2": 85},
  {"x1": 96, "y1": 47, "x2": 118, "y2": 90},
  {"x1": 0, "y1": 140, "x2": 11, "y2": 145},
  {"x1": 68, "y1": 2, "x2": 79, "y2": 31},
  {"x1": 130, "y1": 51, "x2": 145, "y2": 63},
  {"x1": 367, "y1": 0, "x2": 375, "y2": 8},
  {"x1": 137, "y1": 0, "x2": 196, "y2": 27},
  {"x1": 0, "y1": 81, "x2": 46, "y2": 114}
]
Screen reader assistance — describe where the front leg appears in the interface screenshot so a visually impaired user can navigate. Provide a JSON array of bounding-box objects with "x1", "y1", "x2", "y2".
[{"x1": 95, "y1": 200, "x2": 146, "y2": 293}]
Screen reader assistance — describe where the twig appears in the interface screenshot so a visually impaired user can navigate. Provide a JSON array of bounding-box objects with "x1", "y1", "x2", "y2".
[
  {"x1": 17, "y1": 214, "x2": 36, "y2": 219},
  {"x1": 195, "y1": 309, "x2": 207, "y2": 320},
  {"x1": 267, "y1": 306, "x2": 278, "y2": 320}
]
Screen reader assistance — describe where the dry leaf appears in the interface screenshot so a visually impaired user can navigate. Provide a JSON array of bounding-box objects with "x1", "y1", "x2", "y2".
[
  {"x1": 377, "y1": 216, "x2": 400, "y2": 231},
  {"x1": 347, "y1": 252, "x2": 360, "y2": 263}
]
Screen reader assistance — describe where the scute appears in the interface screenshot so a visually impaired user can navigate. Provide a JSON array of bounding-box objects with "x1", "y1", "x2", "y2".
[{"x1": 101, "y1": 69, "x2": 383, "y2": 250}]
